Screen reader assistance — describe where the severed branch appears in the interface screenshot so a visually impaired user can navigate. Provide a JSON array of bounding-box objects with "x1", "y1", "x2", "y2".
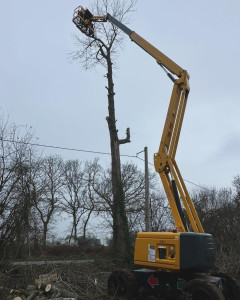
[{"x1": 118, "y1": 127, "x2": 130, "y2": 144}]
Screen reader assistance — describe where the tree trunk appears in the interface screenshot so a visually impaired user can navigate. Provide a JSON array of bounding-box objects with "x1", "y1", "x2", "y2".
[
  {"x1": 105, "y1": 50, "x2": 130, "y2": 259},
  {"x1": 83, "y1": 205, "x2": 94, "y2": 240},
  {"x1": 73, "y1": 211, "x2": 78, "y2": 244},
  {"x1": 42, "y1": 222, "x2": 48, "y2": 249}
]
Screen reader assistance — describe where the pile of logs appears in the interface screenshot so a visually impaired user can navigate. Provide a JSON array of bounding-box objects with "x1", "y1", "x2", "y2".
[{"x1": 6, "y1": 273, "x2": 78, "y2": 300}]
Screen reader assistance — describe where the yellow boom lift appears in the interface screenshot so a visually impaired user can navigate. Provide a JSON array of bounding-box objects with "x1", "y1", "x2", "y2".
[{"x1": 72, "y1": 6, "x2": 240, "y2": 299}]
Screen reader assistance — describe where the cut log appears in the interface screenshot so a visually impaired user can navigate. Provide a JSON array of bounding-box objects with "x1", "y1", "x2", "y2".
[
  {"x1": 35, "y1": 279, "x2": 49, "y2": 290},
  {"x1": 45, "y1": 283, "x2": 60, "y2": 295},
  {"x1": 26, "y1": 285, "x2": 36, "y2": 292},
  {"x1": 45, "y1": 284, "x2": 77, "y2": 298},
  {"x1": 10, "y1": 289, "x2": 30, "y2": 297},
  {"x1": 9, "y1": 273, "x2": 78, "y2": 300},
  {"x1": 35, "y1": 273, "x2": 58, "y2": 289},
  {"x1": 45, "y1": 283, "x2": 52, "y2": 293},
  {"x1": 34, "y1": 278, "x2": 41, "y2": 289}
]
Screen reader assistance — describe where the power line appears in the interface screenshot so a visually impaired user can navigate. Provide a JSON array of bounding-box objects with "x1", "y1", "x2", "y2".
[
  {"x1": 0, "y1": 138, "x2": 136, "y2": 158},
  {"x1": 135, "y1": 156, "x2": 210, "y2": 191},
  {"x1": 0, "y1": 137, "x2": 210, "y2": 191},
  {"x1": 181, "y1": 179, "x2": 211, "y2": 191}
]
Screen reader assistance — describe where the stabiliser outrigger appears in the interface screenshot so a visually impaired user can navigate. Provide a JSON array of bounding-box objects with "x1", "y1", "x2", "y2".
[{"x1": 73, "y1": 6, "x2": 240, "y2": 300}]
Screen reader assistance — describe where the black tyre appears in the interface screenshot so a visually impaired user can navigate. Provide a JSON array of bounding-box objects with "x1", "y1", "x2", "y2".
[
  {"x1": 212, "y1": 272, "x2": 240, "y2": 300},
  {"x1": 107, "y1": 269, "x2": 138, "y2": 300},
  {"x1": 182, "y1": 278, "x2": 225, "y2": 300}
]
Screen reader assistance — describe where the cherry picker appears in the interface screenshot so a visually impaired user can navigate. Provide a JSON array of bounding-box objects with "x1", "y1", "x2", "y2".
[{"x1": 72, "y1": 6, "x2": 240, "y2": 299}]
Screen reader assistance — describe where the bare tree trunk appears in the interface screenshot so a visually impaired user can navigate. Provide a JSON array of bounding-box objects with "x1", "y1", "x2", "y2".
[
  {"x1": 105, "y1": 50, "x2": 131, "y2": 259},
  {"x1": 83, "y1": 205, "x2": 94, "y2": 240},
  {"x1": 42, "y1": 222, "x2": 48, "y2": 249},
  {"x1": 73, "y1": 212, "x2": 78, "y2": 243}
]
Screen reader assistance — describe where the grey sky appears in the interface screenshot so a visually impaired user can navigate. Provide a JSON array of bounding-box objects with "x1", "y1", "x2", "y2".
[{"x1": 1, "y1": 0, "x2": 240, "y2": 191}]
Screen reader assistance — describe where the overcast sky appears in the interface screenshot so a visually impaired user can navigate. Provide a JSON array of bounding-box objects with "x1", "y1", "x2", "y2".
[{"x1": 1, "y1": 0, "x2": 240, "y2": 192}]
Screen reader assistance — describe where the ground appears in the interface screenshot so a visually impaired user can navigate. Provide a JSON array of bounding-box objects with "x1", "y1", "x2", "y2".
[{"x1": 0, "y1": 259, "x2": 128, "y2": 300}]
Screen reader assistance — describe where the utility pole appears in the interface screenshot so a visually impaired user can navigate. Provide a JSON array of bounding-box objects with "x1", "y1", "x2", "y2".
[{"x1": 144, "y1": 146, "x2": 150, "y2": 231}]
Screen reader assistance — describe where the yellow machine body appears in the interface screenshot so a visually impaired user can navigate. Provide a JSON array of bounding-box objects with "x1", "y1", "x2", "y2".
[
  {"x1": 134, "y1": 232, "x2": 215, "y2": 272},
  {"x1": 134, "y1": 232, "x2": 181, "y2": 271}
]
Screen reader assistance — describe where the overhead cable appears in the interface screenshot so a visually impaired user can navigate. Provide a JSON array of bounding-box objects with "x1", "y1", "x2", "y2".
[{"x1": 0, "y1": 137, "x2": 210, "y2": 190}]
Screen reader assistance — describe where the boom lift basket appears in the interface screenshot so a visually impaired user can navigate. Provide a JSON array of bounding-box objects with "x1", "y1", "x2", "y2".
[{"x1": 73, "y1": 6, "x2": 94, "y2": 37}]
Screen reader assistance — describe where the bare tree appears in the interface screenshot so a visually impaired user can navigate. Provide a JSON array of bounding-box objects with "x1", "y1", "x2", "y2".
[
  {"x1": 233, "y1": 175, "x2": 240, "y2": 202},
  {"x1": 61, "y1": 160, "x2": 87, "y2": 244},
  {"x1": 34, "y1": 155, "x2": 64, "y2": 248},
  {"x1": 149, "y1": 191, "x2": 172, "y2": 232},
  {"x1": 72, "y1": 0, "x2": 136, "y2": 258},
  {"x1": 122, "y1": 166, "x2": 170, "y2": 233},
  {"x1": 191, "y1": 185, "x2": 240, "y2": 274},
  {"x1": 86, "y1": 161, "x2": 168, "y2": 238},
  {"x1": 81, "y1": 160, "x2": 100, "y2": 240},
  {"x1": 0, "y1": 116, "x2": 33, "y2": 218},
  {"x1": 9, "y1": 153, "x2": 45, "y2": 258},
  {"x1": 0, "y1": 114, "x2": 37, "y2": 258}
]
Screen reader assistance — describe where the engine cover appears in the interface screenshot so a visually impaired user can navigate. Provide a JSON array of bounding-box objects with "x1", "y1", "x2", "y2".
[{"x1": 134, "y1": 232, "x2": 215, "y2": 272}]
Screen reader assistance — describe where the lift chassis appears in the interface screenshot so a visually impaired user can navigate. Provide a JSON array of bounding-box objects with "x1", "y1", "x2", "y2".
[
  {"x1": 108, "y1": 269, "x2": 229, "y2": 299},
  {"x1": 72, "y1": 6, "x2": 240, "y2": 300}
]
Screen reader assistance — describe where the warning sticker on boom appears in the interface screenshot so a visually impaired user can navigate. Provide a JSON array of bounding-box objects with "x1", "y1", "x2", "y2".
[{"x1": 148, "y1": 245, "x2": 155, "y2": 262}]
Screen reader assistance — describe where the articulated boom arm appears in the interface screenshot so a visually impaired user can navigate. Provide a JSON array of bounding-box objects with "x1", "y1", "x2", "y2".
[{"x1": 73, "y1": 7, "x2": 204, "y2": 234}]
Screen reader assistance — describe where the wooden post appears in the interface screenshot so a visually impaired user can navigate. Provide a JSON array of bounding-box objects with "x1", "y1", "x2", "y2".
[{"x1": 144, "y1": 147, "x2": 150, "y2": 231}]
